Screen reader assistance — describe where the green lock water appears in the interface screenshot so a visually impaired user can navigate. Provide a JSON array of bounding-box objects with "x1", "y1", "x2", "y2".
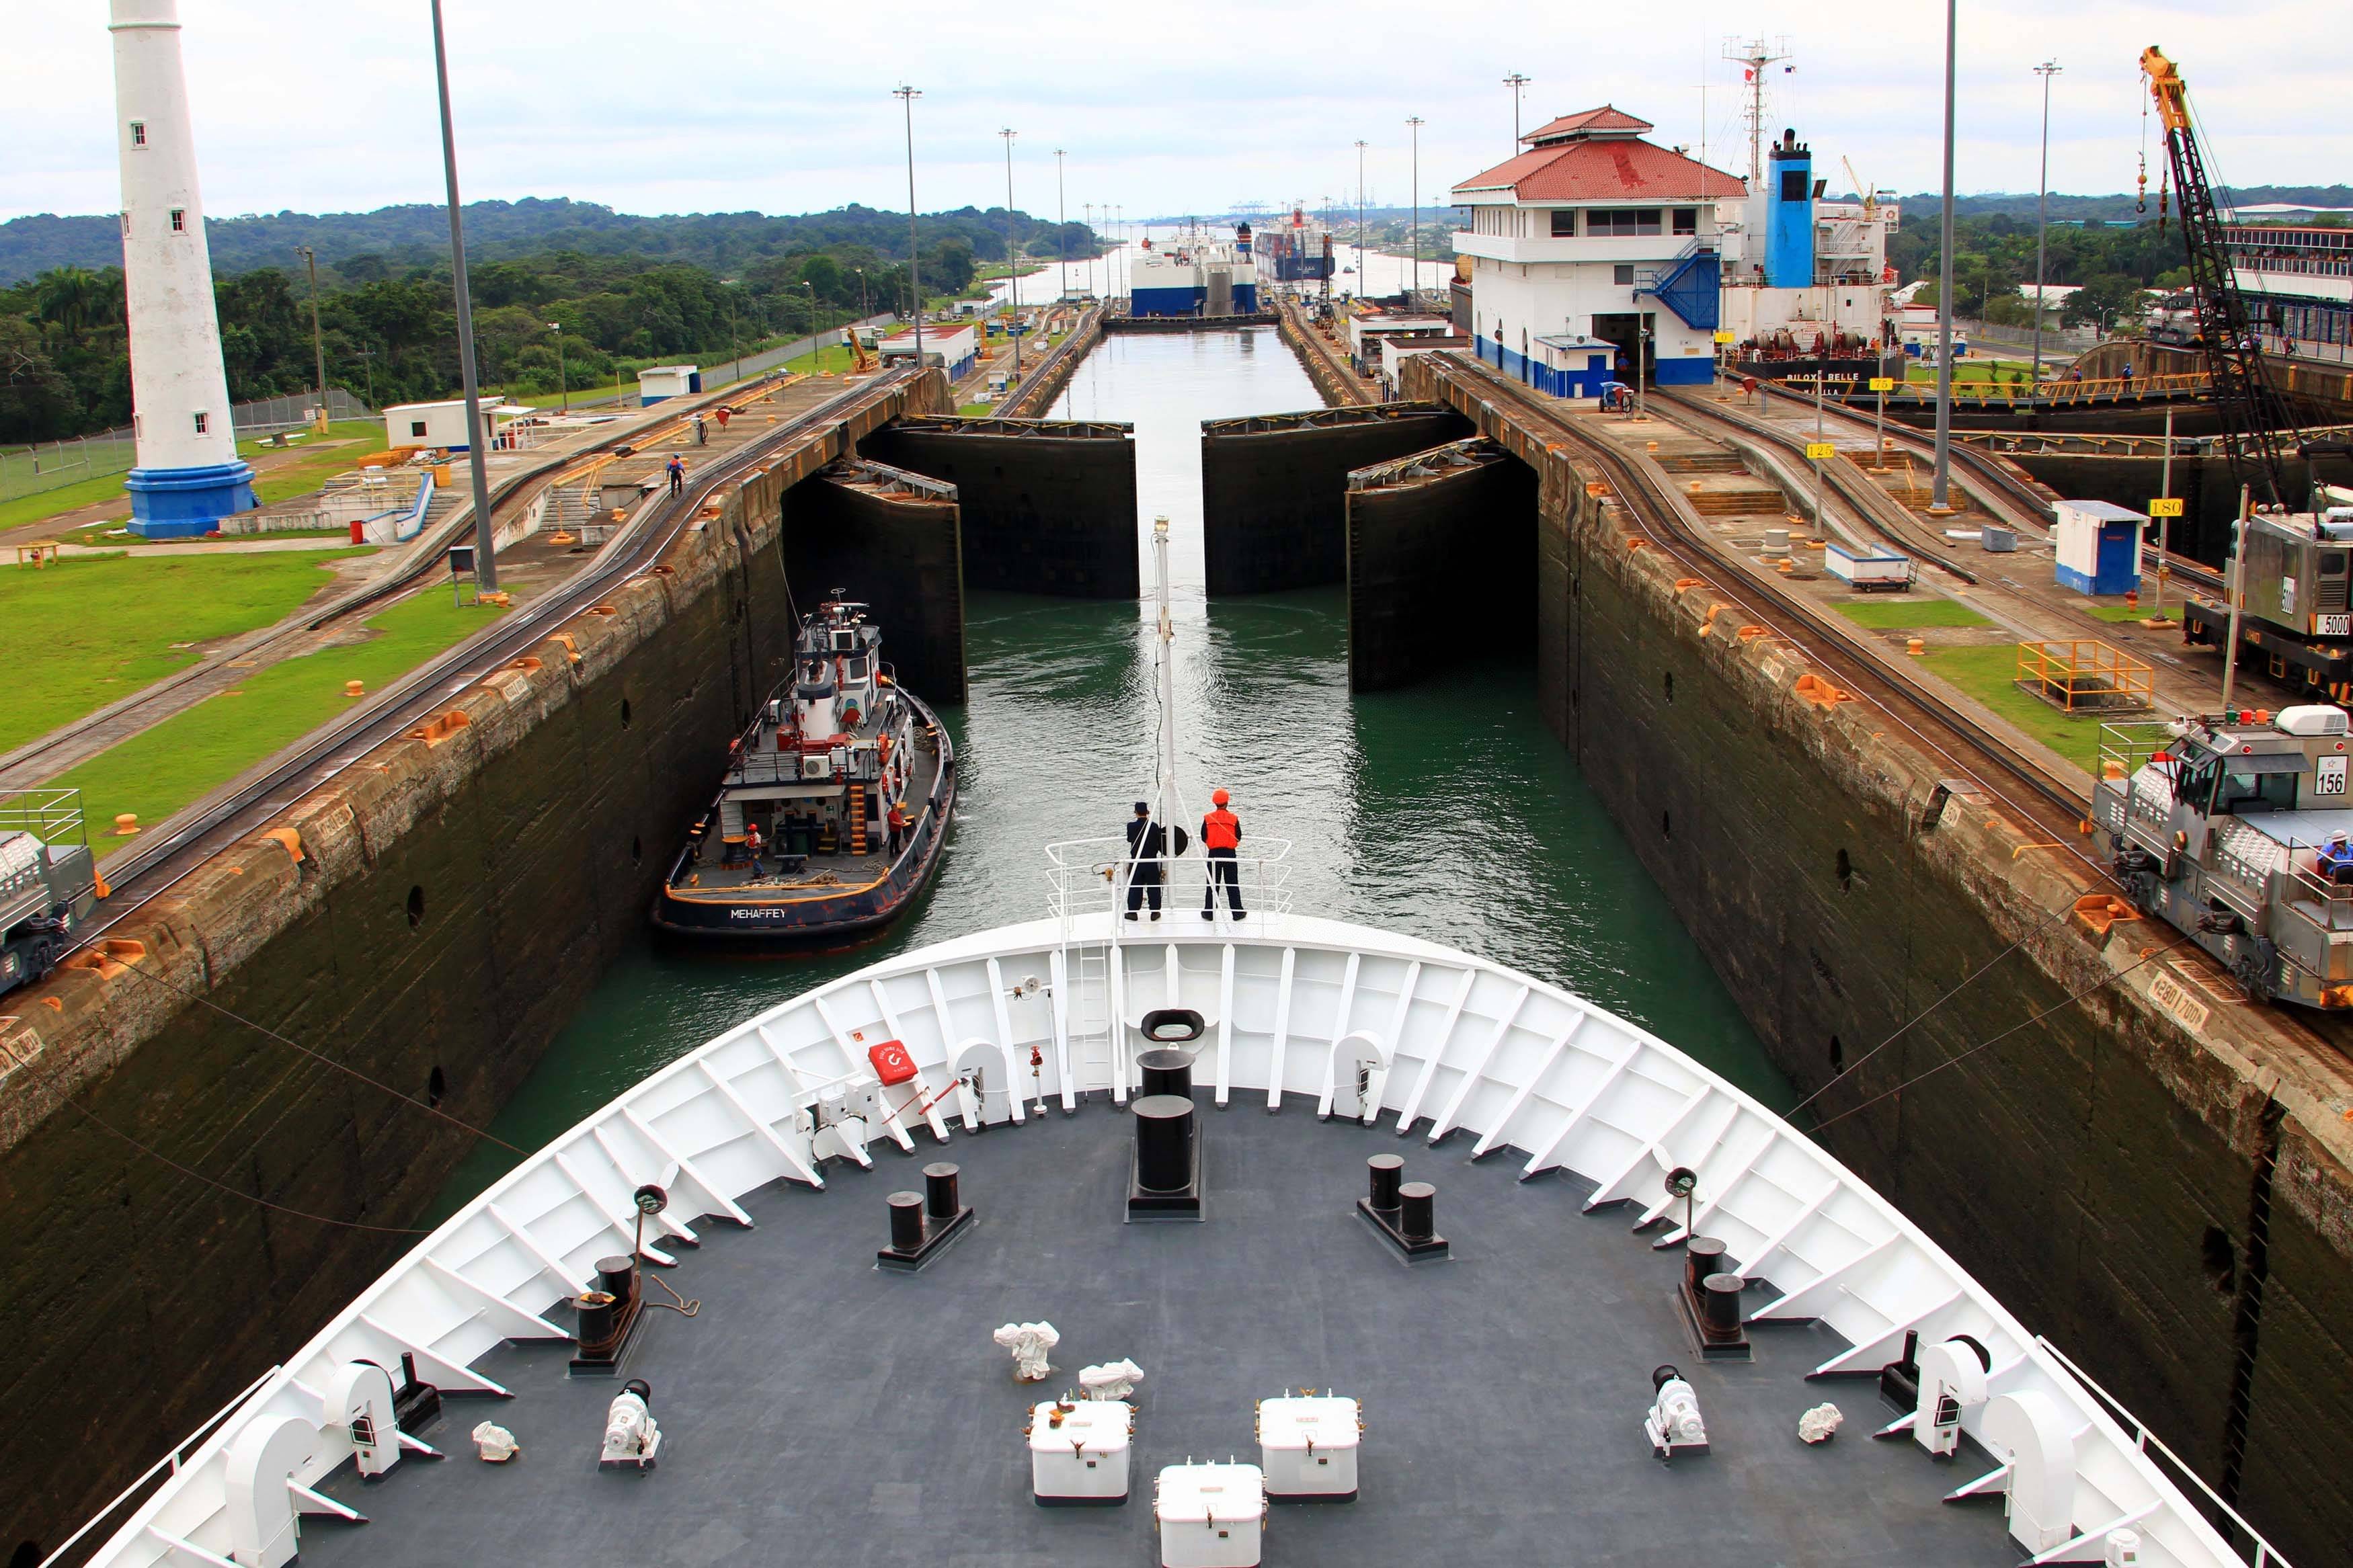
[{"x1": 438, "y1": 327, "x2": 1781, "y2": 1210}]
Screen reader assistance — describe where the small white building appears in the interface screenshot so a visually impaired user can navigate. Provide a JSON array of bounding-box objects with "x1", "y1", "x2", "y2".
[
  {"x1": 1373, "y1": 332, "x2": 1470, "y2": 399},
  {"x1": 878, "y1": 325, "x2": 978, "y2": 382},
  {"x1": 1345, "y1": 311, "x2": 1454, "y2": 378},
  {"x1": 637, "y1": 365, "x2": 703, "y2": 405},
  {"x1": 1453, "y1": 105, "x2": 1747, "y2": 397},
  {"x1": 383, "y1": 396, "x2": 516, "y2": 453}
]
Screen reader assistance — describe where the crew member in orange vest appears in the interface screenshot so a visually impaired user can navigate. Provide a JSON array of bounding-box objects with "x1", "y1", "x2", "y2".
[{"x1": 1201, "y1": 788, "x2": 1244, "y2": 919}]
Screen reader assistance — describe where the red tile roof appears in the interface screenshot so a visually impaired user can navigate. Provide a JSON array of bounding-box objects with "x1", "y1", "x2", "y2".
[
  {"x1": 1521, "y1": 105, "x2": 1652, "y2": 143},
  {"x1": 1454, "y1": 136, "x2": 1747, "y2": 203}
]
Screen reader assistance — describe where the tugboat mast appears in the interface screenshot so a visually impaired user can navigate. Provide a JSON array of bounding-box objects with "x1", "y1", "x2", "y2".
[{"x1": 1150, "y1": 515, "x2": 1187, "y2": 829}]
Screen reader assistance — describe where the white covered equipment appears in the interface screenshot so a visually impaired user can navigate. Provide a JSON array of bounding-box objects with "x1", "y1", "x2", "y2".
[
  {"x1": 994, "y1": 1320, "x2": 1061, "y2": 1382},
  {"x1": 1155, "y1": 1462, "x2": 1266, "y2": 1568},
  {"x1": 471, "y1": 1421, "x2": 520, "y2": 1462},
  {"x1": 1257, "y1": 1394, "x2": 1360, "y2": 1499},
  {"x1": 1079, "y1": 1358, "x2": 1144, "y2": 1401},
  {"x1": 1913, "y1": 1338, "x2": 1990, "y2": 1458},
  {"x1": 1028, "y1": 1399, "x2": 1133, "y2": 1504}
]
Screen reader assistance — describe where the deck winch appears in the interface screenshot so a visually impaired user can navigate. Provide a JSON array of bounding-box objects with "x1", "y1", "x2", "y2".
[
  {"x1": 598, "y1": 1379, "x2": 660, "y2": 1471},
  {"x1": 1644, "y1": 1365, "x2": 1709, "y2": 1460}
]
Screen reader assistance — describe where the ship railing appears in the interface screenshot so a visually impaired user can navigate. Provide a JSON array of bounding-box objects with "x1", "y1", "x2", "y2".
[
  {"x1": 2032, "y1": 1335, "x2": 2292, "y2": 1568},
  {"x1": 2098, "y1": 720, "x2": 2178, "y2": 783},
  {"x1": 35, "y1": 1363, "x2": 286, "y2": 1568},
  {"x1": 1043, "y1": 837, "x2": 1295, "y2": 930}
]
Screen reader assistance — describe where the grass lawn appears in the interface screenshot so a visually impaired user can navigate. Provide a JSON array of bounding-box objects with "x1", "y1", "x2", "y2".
[
  {"x1": 1920, "y1": 643, "x2": 2104, "y2": 773},
  {"x1": 774, "y1": 344, "x2": 869, "y2": 376},
  {"x1": 52, "y1": 588, "x2": 515, "y2": 857},
  {"x1": 0, "y1": 421, "x2": 386, "y2": 534},
  {"x1": 0, "y1": 548, "x2": 374, "y2": 753},
  {"x1": 1834, "y1": 598, "x2": 1995, "y2": 629},
  {"x1": 956, "y1": 403, "x2": 995, "y2": 417}
]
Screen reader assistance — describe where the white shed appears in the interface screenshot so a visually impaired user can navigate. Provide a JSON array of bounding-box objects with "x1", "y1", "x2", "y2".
[
  {"x1": 383, "y1": 397, "x2": 510, "y2": 453},
  {"x1": 637, "y1": 365, "x2": 703, "y2": 405}
]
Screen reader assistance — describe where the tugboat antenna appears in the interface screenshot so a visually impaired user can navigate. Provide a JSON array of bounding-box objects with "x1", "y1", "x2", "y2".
[{"x1": 1151, "y1": 516, "x2": 1186, "y2": 828}]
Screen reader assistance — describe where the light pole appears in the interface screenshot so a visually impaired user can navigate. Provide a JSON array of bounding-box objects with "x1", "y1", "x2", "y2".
[
  {"x1": 1406, "y1": 116, "x2": 1425, "y2": 303},
  {"x1": 855, "y1": 266, "x2": 868, "y2": 323},
  {"x1": 546, "y1": 320, "x2": 566, "y2": 412},
  {"x1": 294, "y1": 245, "x2": 327, "y2": 429},
  {"x1": 803, "y1": 282, "x2": 819, "y2": 371},
  {"x1": 429, "y1": 0, "x2": 495, "y2": 590},
  {"x1": 354, "y1": 344, "x2": 375, "y2": 409},
  {"x1": 719, "y1": 280, "x2": 740, "y2": 382},
  {"x1": 1084, "y1": 202, "x2": 1095, "y2": 296},
  {"x1": 1503, "y1": 72, "x2": 1531, "y2": 152},
  {"x1": 1055, "y1": 147, "x2": 1068, "y2": 304},
  {"x1": 1355, "y1": 138, "x2": 1368, "y2": 292},
  {"x1": 2030, "y1": 60, "x2": 2063, "y2": 393},
  {"x1": 1001, "y1": 128, "x2": 1022, "y2": 376},
  {"x1": 895, "y1": 85, "x2": 923, "y2": 371},
  {"x1": 1929, "y1": 0, "x2": 1957, "y2": 515}
]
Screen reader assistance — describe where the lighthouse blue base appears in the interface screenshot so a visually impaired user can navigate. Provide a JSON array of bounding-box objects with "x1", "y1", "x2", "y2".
[{"x1": 125, "y1": 461, "x2": 258, "y2": 538}]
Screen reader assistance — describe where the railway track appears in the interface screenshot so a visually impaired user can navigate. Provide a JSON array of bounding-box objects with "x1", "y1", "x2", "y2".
[
  {"x1": 0, "y1": 374, "x2": 799, "y2": 788},
  {"x1": 1464, "y1": 361, "x2": 2353, "y2": 1057},
  {"x1": 1455, "y1": 360, "x2": 2107, "y2": 859},
  {"x1": 72, "y1": 370, "x2": 909, "y2": 949}
]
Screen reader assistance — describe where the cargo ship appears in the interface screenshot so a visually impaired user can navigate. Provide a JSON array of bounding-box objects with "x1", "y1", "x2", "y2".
[
  {"x1": 651, "y1": 593, "x2": 953, "y2": 941},
  {"x1": 1254, "y1": 206, "x2": 1337, "y2": 282},
  {"x1": 1123, "y1": 224, "x2": 1261, "y2": 317}
]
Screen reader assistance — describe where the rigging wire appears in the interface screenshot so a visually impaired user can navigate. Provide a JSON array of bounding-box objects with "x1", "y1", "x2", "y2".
[
  {"x1": 54, "y1": 1089, "x2": 431, "y2": 1235},
  {"x1": 1782, "y1": 900, "x2": 2079, "y2": 1118},
  {"x1": 114, "y1": 960, "x2": 528, "y2": 1155},
  {"x1": 1810, "y1": 938, "x2": 2192, "y2": 1133}
]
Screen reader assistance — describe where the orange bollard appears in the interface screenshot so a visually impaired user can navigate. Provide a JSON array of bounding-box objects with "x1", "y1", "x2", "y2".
[
  {"x1": 346, "y1": 680, "x2": 365, "y2": 698},
  {"x1": 112, "y1": 813, "x2": 140, "y2": 837},
  {"x1": 1907, "y1": 638, "x2": 1926, "y2": 657}
]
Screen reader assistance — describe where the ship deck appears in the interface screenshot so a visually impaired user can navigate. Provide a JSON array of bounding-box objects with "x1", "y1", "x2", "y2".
[{"x1": 305, "y1": 1101, "x2": 2015, "y2": 1567}]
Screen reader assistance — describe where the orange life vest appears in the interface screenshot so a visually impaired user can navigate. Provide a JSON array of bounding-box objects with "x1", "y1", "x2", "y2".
[{"x1": 1202, "y1": 808, "x2": 1240, "y2": 850}]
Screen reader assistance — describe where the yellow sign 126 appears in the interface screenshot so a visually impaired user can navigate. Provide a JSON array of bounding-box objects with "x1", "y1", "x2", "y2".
[
  {"x1": 2149, "y1": 497, "x2": 2184, "y2": 517},
  {"x1": 1805, "y1": 442, "x2": 1836, "y2": 461}
]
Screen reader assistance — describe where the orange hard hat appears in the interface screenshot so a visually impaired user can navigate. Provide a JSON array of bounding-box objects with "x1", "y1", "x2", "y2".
[{"x1": 1211, "y1": 788, "x2": 1230, "y2": 806}]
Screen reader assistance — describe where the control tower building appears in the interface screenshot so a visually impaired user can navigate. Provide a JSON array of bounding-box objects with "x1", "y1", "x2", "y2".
[{"x1": 110, "y1": 0, "x2": 255, "y2": 536}]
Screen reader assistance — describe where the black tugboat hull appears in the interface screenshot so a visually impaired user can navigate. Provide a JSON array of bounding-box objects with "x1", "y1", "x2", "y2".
[{"x1": 650, "y1": 695, "x2": 957, "y2": 945}]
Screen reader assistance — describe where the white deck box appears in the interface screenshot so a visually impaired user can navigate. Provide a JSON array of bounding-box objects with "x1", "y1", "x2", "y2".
[
  {"x1": 1257, "y1": 1395, "x2": 1359, "y2": 1499},
  {"x1": 1029, "y1": 1400, "x2": 1131, "y2": 1505},
  {"x1": 1155, "y1": 1462, "x2": 1265, "y2": 1567}
]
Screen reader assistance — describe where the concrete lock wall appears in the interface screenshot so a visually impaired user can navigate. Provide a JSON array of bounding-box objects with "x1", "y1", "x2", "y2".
[
  {"x1": 1201, "y1": 407, "x2": 1474, "y2": 595},
  {"x1": 1345, "y1": 446, "x2": 1536, "y2": 692},
  {"x1": 1399, "y1": 352, "x2": 2353, "y2": 1568},
  {"x1": 0, "y1": 375, "x2": 945, "y2": 1557},
  {"x1": 858, "y1": 419, "x2": 1140, "y2": 600},
  {"x1": 781, "y1": 474, "x2": 966, "y2": 704}
]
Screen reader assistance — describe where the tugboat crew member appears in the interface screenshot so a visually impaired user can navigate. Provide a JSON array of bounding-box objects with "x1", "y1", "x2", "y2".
[
  {"x1": 1125, "y1": 802, "x2": 1166, "y2": 921},
  {"x1": 2322, "y1": 831, "x2": 2353, "y2": 885},
  {"x1": 887, "y1": 802, "x2": 910, "y2": 858},
  {"x1": 742, "y1": 819, "x2": 766, "y2": 875},
  {"x1": 1202, "y1": 787, "x2": 1244, "y2": 919}
]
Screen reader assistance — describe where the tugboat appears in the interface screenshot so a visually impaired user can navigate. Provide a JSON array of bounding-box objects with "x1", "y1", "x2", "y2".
[{"x1": 652, "y1": 593, "x2": 954, "y2": 941}]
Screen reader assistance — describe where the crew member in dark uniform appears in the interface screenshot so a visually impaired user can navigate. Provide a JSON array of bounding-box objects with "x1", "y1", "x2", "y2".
[
  {"x1": 1125, "y1": 800, "x2": 1166, "y2": 921},
  {"x1": 1201, "y1": 787, "x2": 1244, "y2": 919}
]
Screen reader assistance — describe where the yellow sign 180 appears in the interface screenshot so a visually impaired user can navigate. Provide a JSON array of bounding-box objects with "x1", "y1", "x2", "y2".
[{"x1": 2149, "y1": 497, "x2": 2184, "y2": 518}]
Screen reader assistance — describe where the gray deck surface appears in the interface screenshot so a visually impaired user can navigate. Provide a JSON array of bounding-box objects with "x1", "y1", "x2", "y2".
[{"x1": 311, "y1": 1100, "x2": 2017, "y2": 1567}]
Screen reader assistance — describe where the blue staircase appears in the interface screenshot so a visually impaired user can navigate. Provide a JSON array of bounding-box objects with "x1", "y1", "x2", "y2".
[{"x1": 1635, "y1": 243, "x2": 1722, "y2": 331}]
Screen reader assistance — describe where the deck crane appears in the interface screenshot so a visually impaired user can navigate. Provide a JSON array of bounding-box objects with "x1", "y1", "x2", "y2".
[{"x1": 2139, "y1": 46, "x2": 2299, "y2": 508}]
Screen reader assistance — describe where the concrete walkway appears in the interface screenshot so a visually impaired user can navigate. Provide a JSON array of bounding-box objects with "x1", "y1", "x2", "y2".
[{"x1": 54, "y1": 535, "x2": 368, "y2": 558}]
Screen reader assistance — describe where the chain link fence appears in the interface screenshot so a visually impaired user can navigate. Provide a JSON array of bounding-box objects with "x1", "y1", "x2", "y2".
[{"x1": 0, "y1": 387, "x2": 376, "y2": 507}]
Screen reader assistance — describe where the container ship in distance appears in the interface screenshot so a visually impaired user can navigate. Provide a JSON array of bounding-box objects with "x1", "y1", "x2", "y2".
[
  {"x1": 1254, "y1": 206, "x2": 1336, "y2": 282},
  {"x1": 1125, "y1": 224, "x2": 1261, "y2": 317},
  {"x1": 652, "y1": 595, "x2": 953, "y2": 940}
]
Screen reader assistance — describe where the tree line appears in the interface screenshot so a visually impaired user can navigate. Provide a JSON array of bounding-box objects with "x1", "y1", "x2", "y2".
[
  {"x1": 1, "y1": 227, "x2": 1109, "y2": 443},
  {"x1": 1884, "y1": 209, "x2": 2194, "y2": 332}
]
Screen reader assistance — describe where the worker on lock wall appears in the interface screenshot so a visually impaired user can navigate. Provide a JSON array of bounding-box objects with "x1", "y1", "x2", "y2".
[{"x1": 1201, "y1": 788, "x2": 1244, "y2": 920}]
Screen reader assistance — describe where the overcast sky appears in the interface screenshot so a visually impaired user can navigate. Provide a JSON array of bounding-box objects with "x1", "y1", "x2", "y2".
[{"x1": 7, "y1": 1, "x2": 2342, "y2": 229}]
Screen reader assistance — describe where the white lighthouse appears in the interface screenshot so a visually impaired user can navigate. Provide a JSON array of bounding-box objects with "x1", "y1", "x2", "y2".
[{"x1": 110, "y1": 0, "x2": 255, "y2": 536}]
